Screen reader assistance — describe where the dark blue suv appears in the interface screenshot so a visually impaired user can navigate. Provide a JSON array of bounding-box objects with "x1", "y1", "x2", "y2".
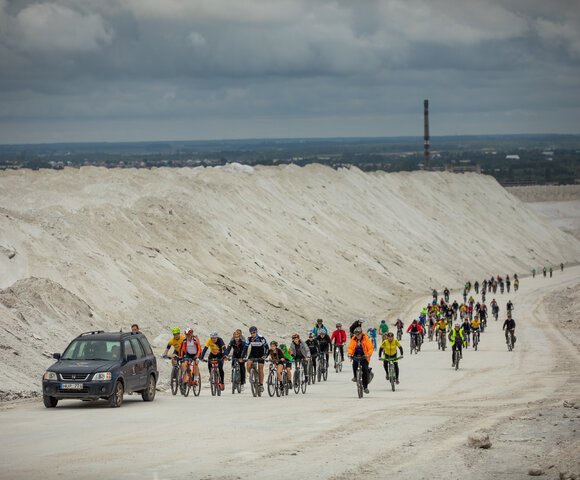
[{"x1": 42, "y1": 330, "x2": 158, "y2": 408}]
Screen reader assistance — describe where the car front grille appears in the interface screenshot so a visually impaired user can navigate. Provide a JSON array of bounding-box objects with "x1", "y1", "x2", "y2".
[
  {"x1": 60, "y1": 373, "x2": 90, "y2": 381},
  {"x1": 57, "y1": 387, "x2": 90, "y2": 393}
]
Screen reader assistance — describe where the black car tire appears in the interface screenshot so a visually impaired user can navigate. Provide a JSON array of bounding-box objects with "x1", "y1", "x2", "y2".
[
  {"x1": 141, "y1": 375, "x2": 156, "y2": 402},
  {"x1": 109, "y1": 381, "x2": 124, "y2": 408},
  {"x1": 43, "y1": 395, "x2": 58, "y2": 408}
]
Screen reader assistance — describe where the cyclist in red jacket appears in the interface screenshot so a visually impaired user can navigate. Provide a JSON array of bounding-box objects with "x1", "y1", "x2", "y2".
[{"x1": 330, "y1": 323, "x2": 347, "y2": 365}]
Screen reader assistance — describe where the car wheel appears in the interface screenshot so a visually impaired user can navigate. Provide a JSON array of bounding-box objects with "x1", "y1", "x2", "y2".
[
  {"x1": 109, "y1": 381, "x2": 124, "y2": 408},
  {"x1": 43, "y1": 395, "x2": 58, "y2": 408},
  {"x1": 142, "y1": 375, "x2": 156, "y2": 402}
]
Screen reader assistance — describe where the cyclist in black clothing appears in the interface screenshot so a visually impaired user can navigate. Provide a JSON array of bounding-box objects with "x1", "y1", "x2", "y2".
[
  {"x1": 502, "y1": 313, "x2": 516, "y2": 347},
  {"x1": 225, "y1": 330, "x2": 248, "y2": 386},
  {"x1": 306, "y1": 332, "x2": 319, "y2": 375},
  {"x1": 245, "y1": 326, "x2": 268, "y2": 392},
  {"x1": 506, "y1": 300, "x2": 514, "y2": 314},
  {"x1": 443, "y1": 288, "x2": 450, "y2": 302},
  {"x1": 349, "y1": 318, "x2": 364, "y2": 338},
  {"x1": 474, "y1": 281, "x2": 479, "y2": 294},
  {"x1": 461, "y1": 318, "x2": 471, "y2": 346},
  {"x1": 317, "y1": 330, "x2": 332, "y2": 368}
]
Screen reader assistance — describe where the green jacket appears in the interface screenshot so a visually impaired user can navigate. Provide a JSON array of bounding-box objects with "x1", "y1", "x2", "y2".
[{"x1": 449, "y1": 328, "x2": 465, "y2": 347}]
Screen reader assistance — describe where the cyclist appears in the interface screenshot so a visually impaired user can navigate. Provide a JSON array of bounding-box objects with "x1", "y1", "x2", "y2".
[
  {"x1": 178, "y1": 328, "x2": 201, "y2": 385},
  {"x1": 200, "y1": 332, "x2": 227, "y2": 390},
  {"x1": 474, "y1": 281, "x2": 479, "y2": 294},
  {"x1": 330, "y1": 323, "x2": 347, "y2": 365},
  {"x1": 432, "y1": 289, "x2": 438, "y2": 302},
  {"x1": 317, "y1": 330, "x2": 332, "y2": 371},
  {"x1": 506, "y1": 277, "x2": 511, "y2": 293},
  {"x1": 549, "y1": 267, "x2": 553, "y2": 278},
  {"x1": 312, "y1": 318, "x2": 328, "y2": 336},
  {"x1": 543, "y1": 267, "x2": 546, "y2": 277},
  {"x1": 443, "y1": 287, "x2": 450, "y2": 302},
  {"x1": 348, "y1": 327, "x2": 374, "y2": 394},
  {"x1": 502, "y1": 313, "x2": 516, "y2": 348},
  {"x1": 506, "y1": 300, "x2": 514, "y2": 314},
  {"x1": 379, "y1": 331, "x2": 403, "y2": 384},
  {"x1": 289, "y1": 333, "x2": 310, "y2": 379},
  {"x1": 449, "y1": 323, "x2": 466, "y2": 367},
  {"x1": 378, "y1": 320, "x2": 389, "y2": 336},
  {"x1": 366, "y1": 326, "x2": 378, "y2": 349},
  {"x1": 279, "y1": 343, "x2": 294, "y2": 387},
  {"x1": 267, "y1": 341, "x2": 291, "y2": 389},
  {"x1": 305, "y1": 332, "x2": 319, "y2": 379},
  {"x1": 225, "y1": 330, "x2": 248, "y2": 388},
  {"x1": 246, "y1": 326, "x2": 268, "y2": 393},
  {"x1": 436, "y1": 317, "x2": 448, "y2": 344},
  {"x1": 394, "y1": 317, "x2": 404, "y2": 339},
  {"x1": 491, "y1": 298, "x2": 499, "y2": 319},
  {"x1": 349, "y1": 318, "x2": 364, "y2": 338},
  {"x1": 461, "y1": 318, "x2": 471, "y2": 347},
  {"x1": 560, "y1": 263, "x2": 564, "y2": 271},
  {"x1": 471, "y1": 315, "x2": 481, "y2": 346},
  {"x1": 406, "y1": 319, "x2": 423, "y2": 351},
  {"x1": 162, "y1": 327, "x2": 185, "y2": 367}
]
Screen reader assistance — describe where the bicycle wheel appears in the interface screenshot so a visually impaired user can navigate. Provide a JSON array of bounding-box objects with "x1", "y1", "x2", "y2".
[
  {"x1": 250, "y1": 368, "x2": 258, "y2": 397},
  {"x1": 300, "y1": 368, "x2": 307, "y2": 394},
  {"x1": 231, "y1": 364, "x2": 238, "y2": 395},
  {"x1": 322, "y1": 357, "x2": 328, "y2": 381},
  {"x1": 334, "y1": 350, "x2": 339, "y2": 373},
  {"x1": 317, "y1": 360, "x2": 322, "y2": 382},
  {"x1": 210, "y1": 368, "x2": 217, "y2": 396},
  {"x1": 181, "y1": 369, "x2": 191, "y2": 397},
  {"x1": 267, "y1": 370, "x2": 276, "y2": 397},
  {"x1": 216, "y1": 368, "x2": 222, "y2": 397},
  {"x1": 171, "y1": 365, "x2": 179, "y2": 396},
  {"x1": 192, "y1": 372, "x2": 201, "y2": 396},
  {"x1": 356, "y1": 367, "x2": 363, "y2": 398},
  {"x1": 293, "y1": 369, "x2": 300, "y2": 394},
  {"x1": 389, "y1": 364, "x2": 395, "y2": 392},
  {"x1": 454, "y1": 351, "x2": 460, "y2": 370}
]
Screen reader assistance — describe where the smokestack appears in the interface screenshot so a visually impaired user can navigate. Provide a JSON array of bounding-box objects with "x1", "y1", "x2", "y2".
[{"x1": 424, "y1": 99, "x2": 430, "y2": 170}]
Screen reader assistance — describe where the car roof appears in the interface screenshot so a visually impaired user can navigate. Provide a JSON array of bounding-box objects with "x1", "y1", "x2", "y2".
[{"x1": 73, "y1": 331, "x2": 148, "y2": 342}]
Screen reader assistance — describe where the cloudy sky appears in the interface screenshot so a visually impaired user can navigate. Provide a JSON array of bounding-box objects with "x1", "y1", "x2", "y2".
[{"x1": 0, "y1": 0, "x2": 579, "y2": 144}]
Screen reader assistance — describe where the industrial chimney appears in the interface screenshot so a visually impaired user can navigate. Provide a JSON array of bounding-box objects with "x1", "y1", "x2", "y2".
[{"x1": 424, "y1": 99, "x2": 430, "y2": 170}]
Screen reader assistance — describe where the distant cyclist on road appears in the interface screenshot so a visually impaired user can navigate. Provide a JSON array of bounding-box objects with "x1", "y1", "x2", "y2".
[
  {"x1": 502, "y1": 313, "x2": 516, "y2": 348},
  {"x1": 177, "y1": 328, "x2": 201, "y2": 386},
  {"x1": 246, "y1": 326, "x2": 268, "y2": 393},
  {"x1": 366, "y1": 326, "x2": 378, "y2": 349},
  {"x1": 379, "y1": 320, "x2": 389, "y2": 335},
  {"x1": 449, "y1": 323, "x2": 466, "y2": 367},
  {"x1": 330, "y1": 323, "x2": 347, "y2": 365},
  {"x1": 348, "y1": 327, "x2": 374, "y2": 394},
  {"x1": 349, "y1": 318, "x2": 364, "y2": 338},
  {"x1": 200, "y1": 332, "x2": 227, "y2": 390},
  {"x1": 225, "y1": 330, "x2": 248, "y2": 388},
  {"x1": 312, "y1": 318, "x2": 328, "y2": 336}
]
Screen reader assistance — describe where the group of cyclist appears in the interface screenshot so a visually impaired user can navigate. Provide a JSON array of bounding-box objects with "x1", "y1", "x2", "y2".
[{"x1": 162, "y1": 273, "x2": 519, "y2": 395}]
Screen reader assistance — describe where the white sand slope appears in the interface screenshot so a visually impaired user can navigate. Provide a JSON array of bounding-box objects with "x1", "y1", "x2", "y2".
[{"x1": 0, "y1": 165, "x2": 579, "y2": 397}]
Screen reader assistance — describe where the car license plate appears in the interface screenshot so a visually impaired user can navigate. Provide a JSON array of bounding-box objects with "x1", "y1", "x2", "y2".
[{"x1": 61, "y1": 383, "x2": 83, "y2": 389}]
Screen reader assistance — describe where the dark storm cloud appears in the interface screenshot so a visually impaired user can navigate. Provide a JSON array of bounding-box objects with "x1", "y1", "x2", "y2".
[{"x1": 0, "y1": 0, "x2": 579, "y2": 143}]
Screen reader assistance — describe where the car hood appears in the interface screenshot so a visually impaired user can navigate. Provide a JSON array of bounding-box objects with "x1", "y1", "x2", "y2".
[{"x1": 47, "y1": 359, "x2": 119, "y2": 374}]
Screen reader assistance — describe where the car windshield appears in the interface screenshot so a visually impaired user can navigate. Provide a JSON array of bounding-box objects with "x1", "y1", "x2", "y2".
[{"x1": 62, "y1": 340, "x2": 122, "y2": 361}]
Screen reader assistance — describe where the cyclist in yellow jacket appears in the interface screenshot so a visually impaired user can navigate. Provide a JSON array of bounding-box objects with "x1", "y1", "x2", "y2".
[
  {"x1": 378, "y1": 332, "x2": 404, "y2": 384},
  {"x1": 449, "y1": 324, "x2": 466, "y2": 367}
]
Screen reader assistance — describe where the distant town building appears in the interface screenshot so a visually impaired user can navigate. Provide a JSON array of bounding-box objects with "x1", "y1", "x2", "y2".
[{"x1": 505, "y1": 154, "x2": 520, "y2": 160}]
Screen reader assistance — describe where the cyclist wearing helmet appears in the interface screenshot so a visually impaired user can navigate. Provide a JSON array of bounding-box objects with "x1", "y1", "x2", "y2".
[
  {"x1": 305, "y1": 332, "x2": 319, "y2": 379},
  {"x1": 449, "y1": 323, "x2": 465, "y2": 367},
  {"x1": 349, "y1": 318, "x2": 364, "y2": 338},
  {"x1": 245, "y1": 326, "x2": 268, "y2": 392},
  {"x1": 200, "y1": 332, "x2": 227, "y2": 390},
  {"x1": 348, "y1": 327, "x2": 374, "y2": 394},
  {"x1": 502, "y1": 312, "x2": 516, "y2": 347},
  {"x1": 379, "y1": 332, "x2": 403, "y2": 384},
  {"x1": 289, "y1": 333, "x2": 310, "y2": 379},
  {"x1": 178, "y1": 328, "x2": 202, "y2": 384},
  {"x1": 317, "y1": 330, "x2": 331, "y2": 370},
  {"x1": 225, "y1": 330, "x2": 248, "y2": 388},
  {"x1": 378, "y1": 320, "x2": 389, "y2": 336},
  {"x1": 267, "y1": 341, "x2": 292, "y2": 388},
  {"x1": 163, "y1": 327, "x2": 185, "y2": 367},
  {"x1": 312, "y1": 318, "x2": 328, "y2": 337},
  {"x1": 330, "y1": 323, "x2": 347, "y2": 364}
]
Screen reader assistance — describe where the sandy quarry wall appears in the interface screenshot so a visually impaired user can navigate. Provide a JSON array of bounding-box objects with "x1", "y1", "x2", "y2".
[{"x1": 1, "y1": 165, "x2": 580, "y2": 393}]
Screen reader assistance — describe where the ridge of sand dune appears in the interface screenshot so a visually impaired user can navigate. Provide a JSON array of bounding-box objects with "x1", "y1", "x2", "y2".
[{"x1": 1, "y1": 165, "x2": 579, "y2": 394}]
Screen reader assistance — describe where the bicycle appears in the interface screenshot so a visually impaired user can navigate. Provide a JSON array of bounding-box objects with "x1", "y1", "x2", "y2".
[
  {"x1": 505, "y1": 330, "x2": 515, "y2": 352},
  {"x1": 351, "y1": 355, "x2": 367, "y2": 398},
  {"x1": 472, "y1": 330, "x2": 479, "y2": 351},
  {"x1": 396, "y1": 327, "x2": 403, "y2": 341},
  {"x1": 318, "y1": 353, "x2": 328, "y2": 382},
  {"x1": 247, "y1": 358, "x2": 262, "y2": 397},
  {"x1": 180, "y1": 358, "x2": 201, "y2": 397},
  {"x1": 409, "y1": 333, "x2": 420, "y2": 354},
  {"x1": 267, "y1": 362, "x2": 289, "y2": 397},
  {"x1": 307, "y1": 357, "x2": 316, "y2": 385},
  {"x1": 452, "y1": 346, "x2": 461, "y2": 370},
  {"x1": 384, "y1": 356, "x2": 403, "y2": 392},
  {"x1": 204, "y1": 359, "x2": 222, "y2": 397},
  {"x1": 333, "y1": 346, "x2": 343, "y2": 373},
  {"x1": 230, "y1": 358, "x2": 244, "y2": 394},
  {"x1": 293, "y1": 359, "x2": 307, "y2": 394},
  {"x1": 165, "y1": 355, "x2": 181, "y2": 396},
  {"x1": 428, "y1": 324, "x2": 435, "y2": 342},
  {"x1": 439, "y1": 330, "x2": 447, "y2": 351}
]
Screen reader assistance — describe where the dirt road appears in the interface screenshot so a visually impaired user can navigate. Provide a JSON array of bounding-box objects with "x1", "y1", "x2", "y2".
[{"x1": 1, "y1": 268, "x2": 579, "y2": 480}]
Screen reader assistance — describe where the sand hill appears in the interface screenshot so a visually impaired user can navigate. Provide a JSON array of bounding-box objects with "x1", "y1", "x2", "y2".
[{"x1": 1, "y1": 165, "x2": 579, "y2": 395}]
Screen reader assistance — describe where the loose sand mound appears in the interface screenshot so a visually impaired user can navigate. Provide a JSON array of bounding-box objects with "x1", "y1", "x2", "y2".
[{"x1": 1, "y1": 165, "x2": 579, "y2": 395}]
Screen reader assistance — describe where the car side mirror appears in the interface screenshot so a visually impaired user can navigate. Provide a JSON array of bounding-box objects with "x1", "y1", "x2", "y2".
[
  {"x1": 53, "y1": 353, "x2": 61, "y2": 360},
  {"x1": 126, "y1": 354, "x2": 137, "y2": 362}
]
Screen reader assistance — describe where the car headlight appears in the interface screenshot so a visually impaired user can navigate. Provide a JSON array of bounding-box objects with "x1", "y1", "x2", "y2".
[
  {"x1": 93, "y1": 372, "x2": 112, "y2": 381},
  {"x1": 44, "y1": 371, "x2": 58, "y2": 381}
]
